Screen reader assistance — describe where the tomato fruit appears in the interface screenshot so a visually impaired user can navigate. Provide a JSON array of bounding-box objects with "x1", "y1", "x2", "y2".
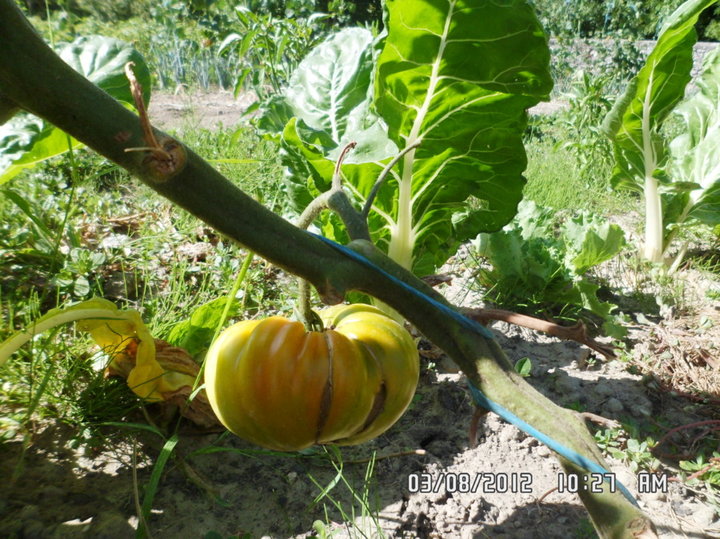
[{"x1": 204, "y1": 304, "x2": 419, "y2": 451}]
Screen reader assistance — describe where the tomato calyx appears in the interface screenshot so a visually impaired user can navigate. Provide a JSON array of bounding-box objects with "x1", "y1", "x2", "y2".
[{"x1": 300, "y1": 307, "x2": 325, "y2": 333}]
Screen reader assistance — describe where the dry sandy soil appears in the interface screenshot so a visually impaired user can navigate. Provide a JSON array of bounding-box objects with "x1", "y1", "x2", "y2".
[{"x1": 1, "y1": 80, "x2": 719, "y2": 537}]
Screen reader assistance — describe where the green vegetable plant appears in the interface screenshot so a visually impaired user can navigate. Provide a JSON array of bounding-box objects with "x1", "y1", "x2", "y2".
[
  {"x1": 473, "y1": 200, "x2": 627, "y2": 337},
  {"x1": 277, "y1": 0, "x2": 552, "y2": 276},
  {"x1": 603, "y1": 0, "x2": 720, "y2": 268},
  {"x1": 218, "y1": 5, "x2": 327, "y2": 107},
  {"x1": 556, "y1": 70, "x2": 615, "y2": 183}
]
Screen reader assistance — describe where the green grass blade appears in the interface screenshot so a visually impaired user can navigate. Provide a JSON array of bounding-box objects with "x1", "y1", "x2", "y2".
[
  {"x1": 137, "y1": 434, "x2": 179, "y2": 539},
  {"x1": 98, "y1": 421, "x2": 165, "y2": 439}
]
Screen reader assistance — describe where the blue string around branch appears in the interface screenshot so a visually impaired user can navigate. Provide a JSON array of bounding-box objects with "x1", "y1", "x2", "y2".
[{"x1": 311, "y1": 232, "x2": 639, "y2": 507}]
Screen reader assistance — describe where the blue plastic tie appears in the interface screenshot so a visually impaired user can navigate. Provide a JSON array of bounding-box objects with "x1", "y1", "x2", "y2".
[{"x1": 312, "y1": 232, "x2": 639, "y2": 507}]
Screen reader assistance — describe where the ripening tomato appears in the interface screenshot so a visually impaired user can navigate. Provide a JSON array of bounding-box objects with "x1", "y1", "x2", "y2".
[{"x1": 204, "y1": 304, "x2": 419, "y2": 451}]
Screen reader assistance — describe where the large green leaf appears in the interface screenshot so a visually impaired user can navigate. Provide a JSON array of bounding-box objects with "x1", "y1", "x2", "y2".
[
  {"x1": 286, "y1": 27, "x2": 374, "y2": 144},
  {"x1": 0, "y1": 115, "x2": 82, "y2": 184},
  {"x1": 279, "y1": 27, "x2": 397, "y2": 161},
  {"x1": 475, "y1": 201, "x2": 626, "y2": 337},
  {"x1": 603, "y1": 0, "x2": 717, "y2": 192},
  {"x1": 282, "y1": 0, "x2": 552, "y2": 276},
  {"x1": 0, "y1": 35, "x2": 150, "y2": 185},
  {"x1": 278, "y1": 27, "x2": 397, "y2": 246},
  {"x1": 57, "y1": 35, "x2": 150, "y2": 106},
  {"x1": 563, "y1": 213, "x2": 626, "y2": 275},
  {"x1": 372, "y1": 0, "x2": 552, "y2": 274},
  {"x1": 668, "y1": 45, "x2": 720, "y2": 228}
]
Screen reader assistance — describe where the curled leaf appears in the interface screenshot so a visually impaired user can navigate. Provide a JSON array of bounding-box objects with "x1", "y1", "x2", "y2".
[{"x1": 0, "y1": 298, "x2": 198, "y2": 404}]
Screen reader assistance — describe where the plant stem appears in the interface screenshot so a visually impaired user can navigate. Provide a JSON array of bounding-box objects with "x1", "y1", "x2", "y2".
[
  {"x1": 643, "y1": 174, "x2": 664, "y2": 262},
  {"x1": 641, "y1": 71, "x2": 664, "y2": 264},
  {"x1": 294, "y1": 142, "x2": 367, "y2": 329},
  {"x1": 296, "y1": 141, "x2": 369, "y2": 241},
  {"x1": 361, "y1": 140, "x2": 421, "y2": 220}
]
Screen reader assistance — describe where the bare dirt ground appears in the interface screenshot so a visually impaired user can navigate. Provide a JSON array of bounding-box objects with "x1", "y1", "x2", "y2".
[
  {"x1": 148, "y1": 89, "x2": 255, "y2": 132},
  {"x1": 1, "y1": 83, "x2": 719, "y2": 538}
]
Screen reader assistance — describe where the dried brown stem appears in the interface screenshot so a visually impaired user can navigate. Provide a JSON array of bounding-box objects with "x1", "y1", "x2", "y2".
[
  {"x1": 124, "y1": 63, "x2": 164, "y2": 158},
  {"x1": 463, "y1": 307, "x2": 617, "y2": 359},
  {"x1": 123, "y1": 62, "x2": 185, "y2": 181},
  {"x1": 580, "y1": 412, "x2": 622, "y2": 429},
  {"x1": 653, "y1": 420, "x2": 720, "y2": 459}
]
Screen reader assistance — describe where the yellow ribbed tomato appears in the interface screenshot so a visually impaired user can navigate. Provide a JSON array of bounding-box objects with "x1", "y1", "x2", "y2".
[{"x1": 204, "y1": 304, "x2": 419, "y2": 451}]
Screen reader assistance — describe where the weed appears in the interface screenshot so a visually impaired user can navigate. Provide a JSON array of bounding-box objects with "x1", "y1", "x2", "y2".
[
  {"x1": 523, "y1": 132, "x2": 631, "y2": 215},
  {"x1": 680, "y1": 452, "x2": 720, "y2": 487},
  {"x1": 307, "y1": 446, "x2": 384, "y2": 539},
  {"x1": 594, "y1": 424, "x2": 662, "y2": 473},
  {"x1": 555, "y1": 70, "x2": 615, "y2": 184}
]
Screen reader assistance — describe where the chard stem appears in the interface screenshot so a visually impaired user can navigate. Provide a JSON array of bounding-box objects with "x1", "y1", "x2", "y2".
[{"x1": 643, "y1": 174, "x2": 664, "y2": 263}]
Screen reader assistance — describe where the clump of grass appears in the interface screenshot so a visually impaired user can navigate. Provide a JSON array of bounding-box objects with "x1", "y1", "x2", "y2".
[
  {"x1": 0, "y1": 122, "x2": 289, "y2": 439},
  {"x1": 308, "y1": 446, "x2": 384, "y2": 539},
  {"x1": 523, "y1": 114, "x2": 632, "y2": 216}
]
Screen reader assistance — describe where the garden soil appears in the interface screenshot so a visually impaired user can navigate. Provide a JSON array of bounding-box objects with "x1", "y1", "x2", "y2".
[{"x1": 1, "y1": 85, "x2": 719, "y2": 538}]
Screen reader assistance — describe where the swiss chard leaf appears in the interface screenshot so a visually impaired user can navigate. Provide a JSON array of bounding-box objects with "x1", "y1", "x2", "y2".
[
  {"x1": 282, "y1": 0, "x2": 552, "y2": 276},
  {"x1": 57, "y1": 35, "x2": 151, "y2": 106},
  {"x1": 0, "y1": 115, "x2": 83, "y2": 184},
  {"x1": 278, "y1": 27, "x2": 396, "y2": 245},
  {"x1": 276, "y1": 28, "x2": 394, "y2": 160},
  {"x1": 373, "y1": 0, "x2": 552, "y2": 274},
  {"x1": 602, "y1": 0, "x2": 719, "y2": 263},
  {"x1": 668, "y1": 45, "x2": 720, "y2": 228},
  {"x1": 286, "y1": 27, "x2": 376, "y2": 145},
  {"x1": 0, "y1": 35, "x2": 150, "y2": 185},
  {"x1": 603, "y1": 0, "x2": 716, "y2": 191}
]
